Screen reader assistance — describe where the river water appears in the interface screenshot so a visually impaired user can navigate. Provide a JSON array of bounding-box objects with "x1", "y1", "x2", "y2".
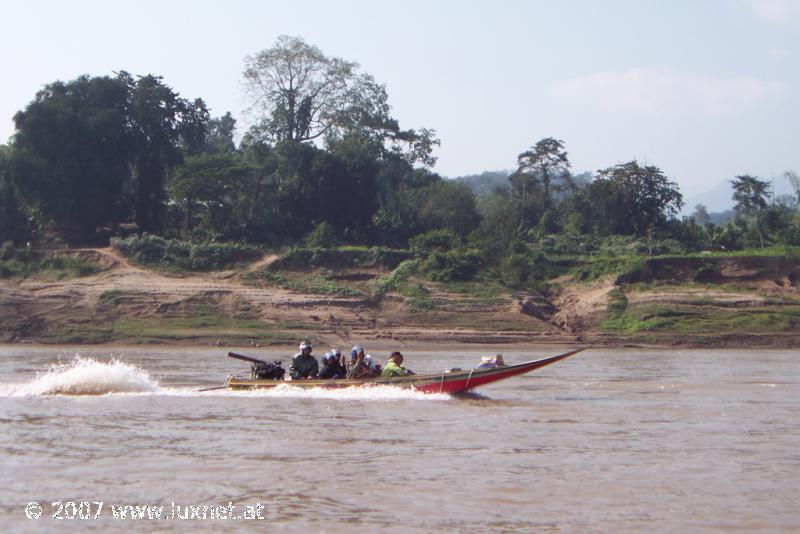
[{"x1": 0, "y1": 345, "x2": 798, "y2": 532}]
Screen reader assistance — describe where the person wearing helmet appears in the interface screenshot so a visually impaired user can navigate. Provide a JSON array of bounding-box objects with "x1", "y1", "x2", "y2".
[
  {"x1": 289, "y1": 341, "x2": 319, "y2": 379},
  {"x1": 318, "y1": 351, "x2": 346, "y2": 379},
  {"x1": 346, "y1": 345, "x2": 371, "y2": 379},
  {"x1": 361, "y1": 355, "x2": 380, "y2": 378}
]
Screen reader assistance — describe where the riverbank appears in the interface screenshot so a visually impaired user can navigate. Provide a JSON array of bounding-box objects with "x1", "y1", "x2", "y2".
[{"x1": 1, "y1": 248, "x2": 799, "y2": 348}]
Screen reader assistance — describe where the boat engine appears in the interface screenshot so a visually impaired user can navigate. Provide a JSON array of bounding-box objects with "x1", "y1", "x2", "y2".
[{"x1": 251, "y1": 360, "x2": 285, "y2": 380}]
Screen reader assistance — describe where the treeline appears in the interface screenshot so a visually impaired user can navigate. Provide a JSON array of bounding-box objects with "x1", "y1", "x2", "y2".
[{"x1": 1, "y1": 36, "x2": 799, "y2": 282}]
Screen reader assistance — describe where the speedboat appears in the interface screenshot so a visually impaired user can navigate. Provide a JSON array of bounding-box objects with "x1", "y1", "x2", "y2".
[{"x1": 224, "y1": 348, "x2": 584, "y2": 394}]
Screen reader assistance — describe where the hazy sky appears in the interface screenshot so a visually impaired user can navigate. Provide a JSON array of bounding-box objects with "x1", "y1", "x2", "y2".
[{"x1": 1, "y1": 0, "x2": 798, "y2": 196}]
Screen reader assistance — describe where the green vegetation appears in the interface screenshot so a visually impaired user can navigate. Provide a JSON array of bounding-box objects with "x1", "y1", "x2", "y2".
[
  {"x1": 570, "y1": 256, "x2": 647, "y2": 282},
  {"x1": 602, "y1": 302, "x2": 800, "y2": 336},
  {"x1": 253, "y1": 269, "x2": 364, "y2": 297},
  {"x1": 97, "y1": 289, "x2": 134, "y2": 305},
  {"x1": 371, "y1": 259, "x2": 419, "y2": 296},
  {"x1": 35, "y1": 292, "x2": 296, "y2": 344},
  {"x1": 271, "y1": 246, "x2": 410, "y2": 270},
  {"x1": 40, "y1": 315, "x2": 295, "y2": 345},
  {"x1": 0, "y1": 243, "x2": 100, "y2": 279},
  {"x1": 606, "y1": 288, "x2": 629, "y2": 315},
  {"x1": 111, "y1": 234, "x2": 262, "y2": 271}
]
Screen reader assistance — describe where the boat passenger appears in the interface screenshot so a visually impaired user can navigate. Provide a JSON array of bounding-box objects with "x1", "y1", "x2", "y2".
[
  {"x1": 346, "y1": 345, "x2": 370, "y2": 379},
  {"x1": 368, "y1": 355, "x2": 382, "y2": 375},
  {"x1": 361, "y1": 355, "x2": 380, "y2": 378},
  {"x1": 289, "y1": 341, "x2": 319, "y2": 380},
  {"x1": 319, "y1": 352, "x2": 346, "y2": 379},
  {"x1": 329, "y1": 348, "x2": 343, "y2": 365},
  {"x1": 381, "y1": 351, "x2": 414, "y2": 378},
  {"x1": 477, "y1": 354, "x2": 505, "y2": 369}
]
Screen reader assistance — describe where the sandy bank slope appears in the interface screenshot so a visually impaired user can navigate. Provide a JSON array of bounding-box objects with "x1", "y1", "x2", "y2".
[{"x1": 1, "y1": 248, "x2": 799, "y2": 348}]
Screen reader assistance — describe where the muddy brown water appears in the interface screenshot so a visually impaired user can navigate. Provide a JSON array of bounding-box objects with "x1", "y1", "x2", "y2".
[{"x1": 0, "y1": 345, "x2": 798, "y2": 531}]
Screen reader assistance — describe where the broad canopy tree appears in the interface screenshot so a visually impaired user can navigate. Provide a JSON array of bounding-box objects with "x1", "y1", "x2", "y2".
[
  {"x1": 243, "y1": 36, "x2": 439, "y2": 167},
  {"x1": 11, "y1": 72, "x2": 209, "y2": 237},
  {"x1": 11, "y1": 75, "x2": 131, "y2": 235},
  {"x1": 587, "y1": 161, "x2": 683, "y2": 236}
]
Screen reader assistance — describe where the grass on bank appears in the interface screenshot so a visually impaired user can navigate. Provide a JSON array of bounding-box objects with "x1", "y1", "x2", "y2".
[
  {"x1": 41, "y1": 302, "x2": 297, "y2": 345},
  {"x1": 111, "y1": 234, "x2": 263, "y2": 272},
  {"x1": 251, "y1": 269, "x2": 365, "y2": 297},
  {"x1": 42, "y1": 318, "x2": 297, "y2": 345},
  {"x1": 602, "y1": 301, "x2": 800, "y2": 336},
  {"x1": 0, "y1": 252, "x2": 101, "y2": 280},
  {"x1": 27, "y1": 290, "x2": 297, "y2": 345}
]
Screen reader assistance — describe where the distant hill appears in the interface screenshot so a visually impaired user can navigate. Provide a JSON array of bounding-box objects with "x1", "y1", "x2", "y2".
[
  {"x1": 450, "y1": 170, "x2": 510, "y2": 196},
  {"x1": 451, "y1": 170, "x2": 593, "y2": 197},
  {"x1": 683, "y1": 173, "x2": 797, "y2": 215}
]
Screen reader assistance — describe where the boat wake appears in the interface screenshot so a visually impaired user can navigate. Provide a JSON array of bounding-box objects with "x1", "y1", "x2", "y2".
[
  {"x1": 0, "y1": 356, "x2": 160, "y2": 397},
  {"x1": 205, "y1": 383, "x2": 452, "y2": 401},
  {"x1": 0, "y1": 357, "x2": 451, "y2": 401}
]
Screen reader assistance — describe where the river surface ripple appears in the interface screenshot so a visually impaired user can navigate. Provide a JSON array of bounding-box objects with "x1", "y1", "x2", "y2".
[{"x1": 0, "y1": 346, "x2": 798, "y2": 532}]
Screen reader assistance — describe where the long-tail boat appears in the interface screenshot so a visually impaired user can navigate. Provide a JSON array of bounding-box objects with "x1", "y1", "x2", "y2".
[{"x1": 223, "y1": 348, "x2": 584, "y2": 394}]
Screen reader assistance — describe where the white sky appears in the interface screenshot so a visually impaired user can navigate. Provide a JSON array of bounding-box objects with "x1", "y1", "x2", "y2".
[{"x1": 1, "y1": 0, "x2": 798, "y2": 196}]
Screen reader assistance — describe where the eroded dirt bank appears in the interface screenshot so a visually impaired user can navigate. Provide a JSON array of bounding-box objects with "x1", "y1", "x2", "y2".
[{"x1": 1, "y1": 249, "x2": 799, "y2": 348}]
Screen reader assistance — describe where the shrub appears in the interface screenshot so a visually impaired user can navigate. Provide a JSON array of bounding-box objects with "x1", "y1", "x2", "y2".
[
  {"x1": 111, "y1": 234, "x2": 262, "y2": 271},
  {"x1": 418, "y1": 249, "x2": 483, "y2": 282},
  {"x1": 112, "y1": 234, "x2": 169, "y2": 263},
  {"x1": 606, "y1": 288, "x2": 628, "y2": 315},
  {"x1": 0, "y1": 241, "x2": 14, "y2": 261},
  {"x1": 371, "y1": 259, "x2": 419, "y2": 295},
  {"x1": 304, "y1": 222, "x2": 338, "y2": 248},
  {"x1": 273, "y1": 246, "x2": 410, "y2": 270},
  {"x1": 499, "y1": 251, "x2": 531, "y2": 288},
  {"x1": 571, "y1": 255, "x2": 647, "y2": 282},
  {"x1": 409, "y1": 229, "x2": 460, "y2": 256}
]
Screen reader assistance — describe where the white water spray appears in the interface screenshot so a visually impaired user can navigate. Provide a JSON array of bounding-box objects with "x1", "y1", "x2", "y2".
[{"x1": 1, "y1": 356, "x2": 160, "y2": 397}]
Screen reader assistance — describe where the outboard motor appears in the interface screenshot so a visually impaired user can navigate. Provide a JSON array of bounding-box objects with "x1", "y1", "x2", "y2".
[{"x1": 251, "y1": 360, "x2": 285, "y2": 380}]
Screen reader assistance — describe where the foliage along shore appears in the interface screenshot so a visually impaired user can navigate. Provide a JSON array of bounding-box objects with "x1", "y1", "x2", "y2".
[{"x1": 1, "y1": 242, "x2": 799, "y2": 349}]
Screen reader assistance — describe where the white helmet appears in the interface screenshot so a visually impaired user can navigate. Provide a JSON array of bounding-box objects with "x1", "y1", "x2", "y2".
[{"x1": 299, "y1": 341, "x2": 312, "y2": 351}]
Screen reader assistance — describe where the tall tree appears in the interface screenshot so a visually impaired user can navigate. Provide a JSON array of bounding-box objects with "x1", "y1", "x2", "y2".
[
  {"x1": 12, "y1": 75, "x2": 131, "y2": 235},
  {"x1": 0, "y1": 145, "x2": 30, "y2": 244},
  {"x1": 243, "y1": 36, "x2": 438, "y2": 166},
  {"x1": 693, "y1": 204, "x2": 710, "y2": 227},
  {"x1": 118, "y1": 72, "x2": 209, "y2": 233},
  {"x1": 590, "y1": 161, "x2": 683, "y2": 236},
  {"x1": 514, "y1": 137, "x2": 571, "y2": 209},
  {"x1": 204, "y1": 112, "x2": 237, "y2": 155},
  {"x1": 244, "y1": 35, "x2": 356, "y2": 143},
  {"x1": 416, "y1": 180, "x2": 481, "y2": 238},
  {"x1": 785, "y1": 170, "x2": 800, "y2": 205},
  {"x1": 12, "y1": 73, "x2": 208, "y2": 238},
  {"x1": 731, "y1": 174, "x2": 771, "y2": 248}
]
